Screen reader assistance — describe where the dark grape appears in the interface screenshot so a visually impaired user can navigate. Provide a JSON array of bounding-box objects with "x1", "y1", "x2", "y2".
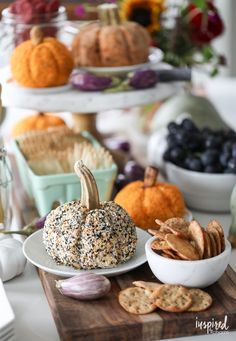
[
  {"x1": 223, "y1": 141, "x2": 233, "y2": 153},
  {"x1": 202, "y1": 127, "x2": 211, "y2": 136},
  {"x1": 188, "y1": 133, "x2": 203, "y2": 151},
  {"x1": 204, "y1": 135, "x2": 222, "y2": 149},
  {"x1": 118, "y1": 141, "x2": 130, "y2": 153},
  {"x1": 106, "y1": 139, "x2": 130, "y2": 153},
  {"x1": 227, "y1": 158, "x2": 236, "y2": 173},
  {"x1": 224, "y1": 168, "x2": 235, "y2": 174},
  {"x1": 124, "y1": 161, "x2": 145, "y2": 181},
  {"x1": 163, "y1": 149, "x2": 171, "y2": 162},
  {"x1": 184, "y1": 155, "x2": 195, "y2": 168},
  {"x1": 175, "y1": 130, "x2": 191, "y2": 145},
  {"x1": 204, "y1": 164, "x2": 222, "y2": 173},
  {"x1": 186, "y1": 157, "x2": 203, "y2": 172},
  {"x1": 167, "y1": 122, "x2": 179, "y2": 134},
  {"x1": 167, "y1": 135, "x2": 177, "y2": 148},
  {"x1": 228, "y1": 130, "x2": 236, "y2": 141},
  {"x1": 163, "y1": 119, "x2": 236, "y2": 175},
  {"x1": 181, "y1": 118, "x2": 199, "y2": 132},
  {"x1": 169, "y1": 147, "x2": 186, "y2": 164},
  {"x1": 201, "y1": 150, "x2": 219, "y2": 166},
  {"x1": 115, "y1": 174, "x2": 128, "y2": 191},
  {"x1": 232, "y1": 143, "x2": 236, "y2": 159},
  {"x1": 220, "y1": 152, "x2": 231, "y2": 168}
]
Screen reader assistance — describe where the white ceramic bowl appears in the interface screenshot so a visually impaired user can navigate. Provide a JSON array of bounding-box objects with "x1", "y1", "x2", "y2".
[
  {"x1": 165, "y1": 162, "x2": 236, "y2": 212},
  {"x1": 145, "y1": 236, "x2": 231, "y2": 288}
]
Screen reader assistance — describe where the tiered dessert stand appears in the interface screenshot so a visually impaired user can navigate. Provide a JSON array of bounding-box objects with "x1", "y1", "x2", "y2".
[{"x1": 1, "y1": 71, "x2": 182, "y2": 139}]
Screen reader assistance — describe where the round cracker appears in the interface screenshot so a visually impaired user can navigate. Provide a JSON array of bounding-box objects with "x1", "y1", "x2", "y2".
[
  {"x1": 188, "y1": 220, "x2": 205, "y2": 259},
  {"x1": 162, "y1": 249, "x2": 181, "y2": 259},
  {"x1": 208, "y1": 231, "x2": 217, "y2": 257},
  {"x1": 133, "y1": 281, "x2": 162, "y2": 293},
  {"x1": 148, "y1": 229, "x2": 166, "y2": 240},
  {"x1": 157, "y1": 218, "x2": 189, "y2": 239},
  {"x1": 151, "y1": 239, "x2": 171, "y2": 251},
  {"x1": 161, "y1": 252, "x2": 174, "y2": 259},
  {"x1": 118, "y1": 287, "x2": 156, "y2": 314},
  {"x1": 207, "y1": 220, "x2": 225, "y2": 252},
  {"x1": 207, "y1": 226, "x2": 221, "y2": 255},
  {"x1": 155, "y1": 218, "x2": 165, "y2": 227},
  {"x1": 161, "y1": 252, "x2": 182, "y2": 260},
  {"x1": 203, "y1": 230, "x2": 212, "y2": 259},
  {"x1": 166, "y1": 225, "x2": 189, "y2": 239},
  {"x1": 188, "y1": 289, "x2": 213, "y2": 312},
  {"x1": 165, "y1": 218, "x2": 190, "y2": 232},
  {"x1": 154, "y1": 285, "x2": 192, "y2": 312},
  {"x1": 165, "y1": 234, "x2": 200, "y2": 260}
]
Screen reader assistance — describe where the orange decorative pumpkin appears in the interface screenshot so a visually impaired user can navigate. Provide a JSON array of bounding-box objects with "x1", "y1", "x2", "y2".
[
  {"x1": 12, "y1": 113, "x2": 66, "y2": 137},
  {"x1": 11, "y1": 26, "x2": 74, "y2": 88},
  {"x1": 114, "y1": 167, "x2": 186, "y2": 230},
  {"x1": 72, "y1": 3, "x2": 150, "y2": 67}
]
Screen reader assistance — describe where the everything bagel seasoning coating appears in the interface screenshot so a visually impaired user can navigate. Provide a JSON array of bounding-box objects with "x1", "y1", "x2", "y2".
[{"x1": 43, "y1": 201, "x2": 137, "y2": 269}]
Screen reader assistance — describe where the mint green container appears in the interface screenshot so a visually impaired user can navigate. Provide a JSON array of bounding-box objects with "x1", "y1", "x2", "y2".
[{"x1": 13, "y1": 132, "x2": 117, "y2": 216}]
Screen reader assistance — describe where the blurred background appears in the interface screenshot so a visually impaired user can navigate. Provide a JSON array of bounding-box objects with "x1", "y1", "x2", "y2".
[{"x1": 0, "y1": 0, "x2": 235, "y2": 75}]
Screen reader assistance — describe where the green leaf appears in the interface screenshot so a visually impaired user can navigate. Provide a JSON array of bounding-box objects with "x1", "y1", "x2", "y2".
[
  {"x1": 210, "y1": 67, "x2": 219, "y2": 77},
  {"x1": 202, "y1": 46, "x2": 214, "y2": 61},
  {"x1": 192, "y1": 0, "x2": 207, "y2": 10},
  {"x1": 104, "y1": 80, "x2": 132, "y2": 93}
]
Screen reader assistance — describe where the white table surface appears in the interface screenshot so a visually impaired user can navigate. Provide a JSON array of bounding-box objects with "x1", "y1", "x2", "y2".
[{"x1": 3, "y1": 210, "x2": 236, "y2": 341}]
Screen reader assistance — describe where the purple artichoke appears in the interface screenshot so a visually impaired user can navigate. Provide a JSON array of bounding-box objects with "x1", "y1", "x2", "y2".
[
  {"x1": 129, "y1": 70, "x2": 158, "y2": 89},
  {"x1": 71, "y1": 71, "x2": 113, "y2": 91},
  {"x1": 0, "y1": 214, "x2": 48, "y2": 237}
]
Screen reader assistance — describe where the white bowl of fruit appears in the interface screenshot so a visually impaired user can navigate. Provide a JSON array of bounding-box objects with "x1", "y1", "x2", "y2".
[{"x1": 163, "y1": 119, "x2": 236, "y2": 212}]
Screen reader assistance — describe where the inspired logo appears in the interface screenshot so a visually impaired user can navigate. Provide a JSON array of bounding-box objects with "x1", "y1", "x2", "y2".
[{"x1": 195, "y1": 315, "x2": 230, "y2": 334}]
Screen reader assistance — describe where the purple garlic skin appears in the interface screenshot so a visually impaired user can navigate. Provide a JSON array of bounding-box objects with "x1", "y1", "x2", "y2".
[
  {"x1": 129, "y1": 70, "x2": 158, "y2": 89},
  {"x1": 56, "y1": 273, "x2": 111, "y2": 300}
]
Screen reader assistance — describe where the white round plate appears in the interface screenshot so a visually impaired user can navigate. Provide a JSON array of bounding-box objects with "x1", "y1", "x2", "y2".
[
  {"x1": 8, "y1": 82, "x2": 72, "y2": 95},
  {"x1": 23, "y1": 228, "x2": 149, "y2": 277},
  {"x1": 79, "y1": 48, "x2": 163, "y2": 76}
]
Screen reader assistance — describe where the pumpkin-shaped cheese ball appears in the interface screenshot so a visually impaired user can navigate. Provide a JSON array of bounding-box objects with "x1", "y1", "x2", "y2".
[
  {"x1": 12, "y1": 112, "x2": 66, "y2": 137},
  {"x1": 11, "y1": 26, "x2": 74, "y2": 88},
  {"x1": 43, "y1": 161, "x2": 137, "y2": 269},
  {"x1": 115, "y1": 167, "x2": 186, "y2": 230},
  {"x1": 72, "y1": 3, "x2": 150, "y2": 67}
]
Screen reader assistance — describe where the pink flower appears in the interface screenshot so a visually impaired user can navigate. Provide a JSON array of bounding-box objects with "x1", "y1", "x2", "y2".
[{"x1": 75, "y1": 4, "x2": 86, "y2": 18}]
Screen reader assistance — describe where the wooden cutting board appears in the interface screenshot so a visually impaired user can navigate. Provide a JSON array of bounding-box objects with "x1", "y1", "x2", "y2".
[{"x1": 38, "y1": 264, "x2": 236, "y2": 341}]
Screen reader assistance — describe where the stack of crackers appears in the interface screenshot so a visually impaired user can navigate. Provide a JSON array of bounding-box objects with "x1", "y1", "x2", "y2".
[
  {"x1": 119, "y1": 281, "x2": 213, "y2": 314},
  {"x1": 17, "y1": 127, "x2": 114, "y2": 175},
  {"x1": 149, "y1": 218, "x2": 225, "y2": 260}
]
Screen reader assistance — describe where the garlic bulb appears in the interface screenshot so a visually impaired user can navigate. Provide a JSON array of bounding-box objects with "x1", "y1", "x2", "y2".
[
  {"x1": 0, "y1": 235, "x2": 26, "y2": 282},
  {"x1": 56, "y1": 273, "x2": 111, "y2": 300}
]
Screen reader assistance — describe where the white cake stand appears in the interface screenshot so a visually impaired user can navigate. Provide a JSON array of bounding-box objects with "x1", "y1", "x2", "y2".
[{"x1": 1, "y1": 68, "x2": 182, "y2": 138}]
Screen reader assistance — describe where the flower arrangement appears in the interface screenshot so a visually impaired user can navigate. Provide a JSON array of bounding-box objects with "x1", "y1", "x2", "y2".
[
  {"x1": 120, "y1": 0, "x2": 165, "y2": 33},
  {"x1": 75, "y1": 0, "x2": 225, "y2": 75},
  {"x1": 155, "y1": 0, "x2": 225, "y2": 76}
]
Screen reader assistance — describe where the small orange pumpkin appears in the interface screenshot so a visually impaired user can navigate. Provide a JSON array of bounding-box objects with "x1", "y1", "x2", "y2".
[
  {"x1": 11, "y1": 26, "x2": 74, "y2": 88},
  {"x1": 12, "y1": 113, "x2": 66, "y2": 137},
  {"x1": 114, "y1": 167, "x2": 186, "y2": 230}
]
